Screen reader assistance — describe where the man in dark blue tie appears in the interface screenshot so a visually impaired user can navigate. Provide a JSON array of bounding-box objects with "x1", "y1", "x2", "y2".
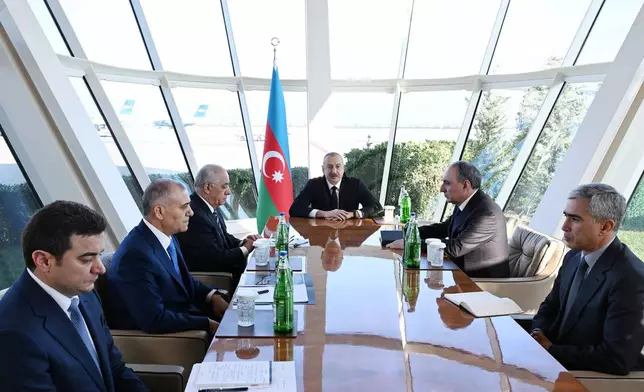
[
  {"x1": 176, "y1": 164, "x2": 261, "y2": 288},
  {"x1": 531, "y1": 183, "x2": 644, "y2": 375},
  {"x1": 0, "y1": 201, "x2": 147, "y2": 391},
  {"x1": 107, "y1": 179, "x2": 228, "y2": 335}
]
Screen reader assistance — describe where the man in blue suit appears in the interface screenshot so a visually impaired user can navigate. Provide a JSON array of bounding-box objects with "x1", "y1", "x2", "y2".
[
  {"x1": 531, "y1": 183, "x2": 644, "y2": 375},
  {"x1": 107, "y1": 179, "x2": 228, "y2": 334},
  {"x1": 0, "y1": 201, "x2": 147, "y2": 391}
]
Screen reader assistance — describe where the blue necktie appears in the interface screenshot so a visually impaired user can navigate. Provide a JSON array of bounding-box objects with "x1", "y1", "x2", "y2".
[
  {"x1": 68, "y1": 298, "x2": 102, "y2": 375},
  {"x1": 167, "y1": 240, "x2": 180, "y2": 276},
  {"x1": 559, "y1": 255, "x2": 589, "y2": 336}
]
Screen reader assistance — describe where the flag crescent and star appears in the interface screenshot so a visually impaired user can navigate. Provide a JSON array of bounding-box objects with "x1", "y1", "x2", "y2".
[{"x1": 256, "y1": 63, "x2": 294, "y2": 234}]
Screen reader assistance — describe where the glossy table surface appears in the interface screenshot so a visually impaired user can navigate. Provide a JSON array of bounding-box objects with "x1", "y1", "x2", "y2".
[{"x1": 206, "y1": 218, "x2": 586, "y2": 391}]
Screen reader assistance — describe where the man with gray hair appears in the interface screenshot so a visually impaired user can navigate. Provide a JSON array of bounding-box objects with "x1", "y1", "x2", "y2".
[
  {"x1": 107, "y1": 179, "x2": 228, "y2": 335},
  {"x1": 388, "y1": 161, "x2": 509, "y2": 278},
  {"x1": 176, "y1": 165, "x2": 260, "y2": 288},
  {"x1": 531, "y1": 183, "x2": 644, "y2": 374}
]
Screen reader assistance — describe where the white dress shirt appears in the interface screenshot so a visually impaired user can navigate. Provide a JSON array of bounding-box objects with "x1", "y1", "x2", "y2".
[
  {"x1": 458, "y1": 189, "x2": 479, "y2": 211},
  {"x1": 197, "y1": 194, "x2": 249, "y2": 256},
  {"x1": 26, "y1": 269, "x2": 97, "y2": 353},
  {"x1": 309, "y1": 178, "x2": 363, "y2": 218},
  {"x1": 581, "y1": 236, "x2": 615, "y2": 277},
  {"x1": 143, "y1": 219, "x2": 217, "y2": 302}
]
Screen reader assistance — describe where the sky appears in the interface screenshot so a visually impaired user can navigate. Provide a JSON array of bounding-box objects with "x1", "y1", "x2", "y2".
[{"x1": 3, "y1": 0, "x2": 642, "y2": 176}]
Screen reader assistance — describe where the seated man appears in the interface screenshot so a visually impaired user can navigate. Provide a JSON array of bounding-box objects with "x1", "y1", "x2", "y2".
[
  {"x1": 388, "y1": 161, "x2": 509, "y2": 278},
  {"x1": 176, "y1": 164, "x2": 260, "y2": 287},
  {"x1": 107, "y1": 179, "x2": 228, "y2": 335},
  {"x1": 0, "y1": 201, "x2": 147, "y2": 392},
  {"x1": 289, "y1": 152, "x2": 382, "y2": 220},
  {"x1": 530, "y1": 183, "x2": 644, "y2": 375}
]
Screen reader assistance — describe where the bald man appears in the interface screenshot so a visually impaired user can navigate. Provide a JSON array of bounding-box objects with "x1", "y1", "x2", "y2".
[{"x1": 176, "y1": 165, "x2": 260, "y2": 288}]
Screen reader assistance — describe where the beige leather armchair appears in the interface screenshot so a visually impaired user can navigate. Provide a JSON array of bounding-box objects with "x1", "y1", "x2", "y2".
[
  {"x1": 97, "y1": 253, "x2": 216, "y2": 385},
  {"x1": 571, "y1": 370, "x2": 644, "y2": 392},
  {"x1": 131, "y1": 364, "x2": 185, "y2": 392},
  {"x1": 473, "y1": 226, "x2": 565, "y2": 314}
]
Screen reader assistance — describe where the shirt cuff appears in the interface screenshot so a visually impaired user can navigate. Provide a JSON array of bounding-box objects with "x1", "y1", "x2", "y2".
[
  {"x1": 240, "y1": 246, "x2": 249, "y2": 257},
  {"x1": 206, "y1": 289, "x2": 218, "y2": 303},
  {"x1": 356, "y1": 210, "x2": 363, "y2": 218},
  {"x1": 309, "y1": 209, "x2": 319, "y2": 218}
]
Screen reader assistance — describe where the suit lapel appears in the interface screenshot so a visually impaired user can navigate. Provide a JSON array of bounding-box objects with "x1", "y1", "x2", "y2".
[
  {"x1": 22, "y1": 273, "x2": 106, "y2": 391},
  {"x1": 139, "y1": 221, "x2": 189, "y2": 296},
  {"x1": 558, "y1": 241, "x2": 618, "y2": 337},
  {"x1": 554, "y1": 252, "x2": 581, "y2": 332},
  {"x1": 322, "y1": 178, "x2": 333, "y2": 210},
  {"x1": 80, "y1": 296, "x2": 113, "y2": 392},
  {"x1": 193, "y1": 193, "x2": 225, "y2": 246}
]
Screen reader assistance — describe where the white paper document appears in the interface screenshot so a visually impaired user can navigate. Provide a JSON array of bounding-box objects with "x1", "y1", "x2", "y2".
[
  {"x1": 249, "y1": 284, "x2": 308, "y2": 304},
  {"x1": 196, "y1": 361, "x2": 270, "y2": 387},
  {"x1": 444, "y1": 291, "x2": 523, "y2": 318},
  {"x1": 185, "y1": 361, "x2": 297, "y2": 392}
]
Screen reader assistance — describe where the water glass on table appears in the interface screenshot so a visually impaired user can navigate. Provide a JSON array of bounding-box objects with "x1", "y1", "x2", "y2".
[
  {"x1": 425, "y1": 239, "x2": 442, "y2": 267},
  {"x1": 384, "y1": 205, "x2": 395, "y2": 222},
  {"x1": 237, "y1": 289, "x2": 258, "y2": 327},
  {"x1": 253, "y1": 238, "x2": 271, "y2": 267}
]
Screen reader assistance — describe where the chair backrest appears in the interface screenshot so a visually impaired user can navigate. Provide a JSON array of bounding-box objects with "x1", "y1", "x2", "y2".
[{"x1": 508, "y1": 226, "x2": 564, "y2": 277}]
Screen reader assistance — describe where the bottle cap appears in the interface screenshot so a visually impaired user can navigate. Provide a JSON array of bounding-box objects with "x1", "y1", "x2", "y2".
[
  {"x1": 279, "y1": 212, "x2": 286, "y2": 216},
  {"x1": 410, "y1": 212, "x2": 416, "y2": 217},
  {"x1": 279, "y1": 250, "x2": 288, "y2": 257}
]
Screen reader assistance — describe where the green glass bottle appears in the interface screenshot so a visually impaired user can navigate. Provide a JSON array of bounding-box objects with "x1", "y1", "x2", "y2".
[
  {"x1": 273, "y1": 251, "x2": 294, "y2": 332},
  {"x1": 404, "y1": 213, "x2": 421, "y2": 268},
  {"x1": 275, "y1": 212, "x2": 290, "y2": 256},
  {"x1": 400, "y1": 191, "x2": 411, "y2": 224}
]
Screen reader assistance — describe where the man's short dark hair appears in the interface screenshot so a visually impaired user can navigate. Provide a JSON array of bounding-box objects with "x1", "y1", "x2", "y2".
[
  {"x1": 22, "y1": 200, "x2": 107, "y2": 270},
  {"x1": 450, "y1": 161, "x2": 482, "y2": 189}
]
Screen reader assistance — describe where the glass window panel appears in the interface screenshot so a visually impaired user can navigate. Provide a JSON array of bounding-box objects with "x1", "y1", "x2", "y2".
[
  {"x1": 58, "y1": 0, "x2": 151, "y2": 69},
  {"x1": 328, "y1": 0, "x2": 413, "y2": 79},
  {"x1": 621, "y1": 174, "x2": 644, "y2": 259},
  {"x1": 463, "y1": 86, "x2": 548, "y2": 200},
  {"x1": 69, "y1": 77, "x2": 144, "y2": 211},
  {"x1": 504, "y1": 82, "x2": 601, "y2": 227},
  {"x1": 576, "y1": 0, "x2": 644, "y2": 65},
  {"x1": 490, "y1": 0, "x2": 592, "y2": 74},
  {"x1": 0, "y1": 128, "x2": 42, "y2": 290},
  {"x1": 310, "y1": 93, "x2": 393, "y2": 201},
  {"x1": 228, "y1": 0, "x2": 306, "y2": 79},
  {"x1": 404, "y1": 0, "x2": 501, "y2": 79},
  {"x1": 101, "y1": 81, "x2": 192, "y2": 188},
  {"x1": 139, "y1": 0, "x2": 232, "y2": 76},
  {"x1": 28, "y1": 0, "x2": 70, "y2": 55},
  {"x1": 387, "y1": 90, "x2": 470, "y2": 219},
  {"x1": 245, "y1": 90, "x2": 308, "y2": 198},
  {"x1": 172, "y1": 87, "x2": 256, "y2": 219}
]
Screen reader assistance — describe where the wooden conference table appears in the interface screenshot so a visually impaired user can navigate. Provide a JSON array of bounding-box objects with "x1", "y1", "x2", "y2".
[{"x1": 205, "y1": 218, "x2": 587, "y2": 391}]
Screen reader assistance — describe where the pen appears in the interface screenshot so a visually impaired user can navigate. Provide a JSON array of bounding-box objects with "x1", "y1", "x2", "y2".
[
  {"x1": 198, "y1": 388, "x2": 249, "y2": 392},
  {"x1": 257, "y1": 289, "x2": 269, "y2": 294}
]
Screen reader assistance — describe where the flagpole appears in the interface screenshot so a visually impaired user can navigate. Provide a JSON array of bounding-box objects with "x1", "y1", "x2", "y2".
[{"x1": 271, "y1": 37, "x2": 280, "y2": 69}]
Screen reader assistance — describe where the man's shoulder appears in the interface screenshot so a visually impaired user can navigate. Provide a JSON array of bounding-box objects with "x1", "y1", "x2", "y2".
[
  {"x1": 607, "y1": 240, "x2": 644, "y2": 282},
  {"x1": 0, "y1": 283, "x2": 39, "y2": 331}
]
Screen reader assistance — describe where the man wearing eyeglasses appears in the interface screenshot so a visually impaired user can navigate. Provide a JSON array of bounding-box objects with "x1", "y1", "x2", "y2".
[{"x1": 176, "y1": 165, "x2": 260, "y2": 289}]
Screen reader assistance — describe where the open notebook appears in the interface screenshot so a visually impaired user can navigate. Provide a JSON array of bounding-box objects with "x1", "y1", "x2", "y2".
[{"x1": 444, "y1": 291, "x2": 523, "y2": 318}]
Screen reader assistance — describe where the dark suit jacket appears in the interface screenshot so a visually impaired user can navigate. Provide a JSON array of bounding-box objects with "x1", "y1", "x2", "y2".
[
  {"x1": 0, "y1": 271, "x2": 147, "y2": 392},
  {"x1": 532, "y1": 238, "x2": 644, "y2": 375},
  {"x1": 176, "y1": 193, "x2": 246, "y2": 275},
  {"x1": 289, "y1": 175, "x2": 382, "y2": 218},
  {"x1": 419, "y1": 190, "x2": 509, "y2": 278},
  {"x1": 106, "y1": 220, "x2": 215, "y2": 334}
]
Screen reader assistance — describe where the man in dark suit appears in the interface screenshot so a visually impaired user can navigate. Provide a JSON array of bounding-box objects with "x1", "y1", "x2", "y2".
[
  {"x1": 0, "y1": 201, "x2": 147, "y2": 392},
  {"x1": 289, "y1": 152, "x2": 382, "y2": 220},
  {"x1": 107, "y1": 179, "x2": 228, "y2": 335},
  {"x1": 531, "y1": 183, "x2": 644, "y2": 375},
  {"x1": 387, "y1": 161, "x2": 509, "y2": 278},
  {"x1": 176, "y1": 165, "x2": 260, "y2": 286}
]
